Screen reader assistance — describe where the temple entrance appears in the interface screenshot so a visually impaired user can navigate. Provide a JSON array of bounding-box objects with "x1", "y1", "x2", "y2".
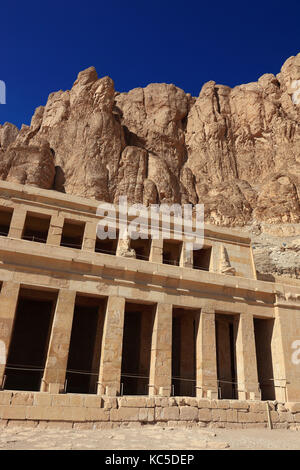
[
  {"x1": 129, "y1": 238, "x2": 152, "y2": 261},
  {"x1": 254, "y1": 318, "x2": 275, "y2": 400},
  {"x1": 22, "y1": 212, "x2": 51, "y2": 243},
  {"x1": 121, "y1": 302, "x2": 155, "y2": 395},
  {"x1": 4, "y1": 288, "x2": 57, "y2": 391},
  {"x1": 193, "y1": 247, "x2": 212, "y2": 271},
  {"x1": 163, "y1": 240, "x2": 182, "y2": 266},
  {"x1": 0, "y1": 207, "x2": 13, "y2": 237},
  {"x1": 65, "y1": 295, "x2": 106, "y2": 394},
  {"x1": 60, "y1": 219, "x2": 85, "y2": 249},
  {"x1": 172, "y1": 308, "x2": 198, "y2": 397},
  {"x1": 215, "y1": 314, "x2": 237, "y2": 399}
]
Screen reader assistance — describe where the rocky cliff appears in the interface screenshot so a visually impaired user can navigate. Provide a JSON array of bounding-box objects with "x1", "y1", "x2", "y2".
[{"x1": 1, "y1": 53, "x2": 300, "y2": 278}]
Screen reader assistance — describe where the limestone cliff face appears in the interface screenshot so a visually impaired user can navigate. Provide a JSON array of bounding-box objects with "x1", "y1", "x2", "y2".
[{"x1": 1, "y1": 53, "x2": 300, "y2": 277}]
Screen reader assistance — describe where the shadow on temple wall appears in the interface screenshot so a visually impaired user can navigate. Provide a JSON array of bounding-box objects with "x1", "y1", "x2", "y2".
[{"x1": 256, "y1": 271, "x2": 275, "y2": 282}]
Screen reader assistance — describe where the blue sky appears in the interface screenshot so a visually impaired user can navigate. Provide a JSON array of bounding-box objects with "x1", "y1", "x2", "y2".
[{"x1": 1, "y1": 0, "x2": 299, "y2": 128}]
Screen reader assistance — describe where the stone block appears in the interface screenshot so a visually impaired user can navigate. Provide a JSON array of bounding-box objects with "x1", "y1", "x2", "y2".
[
  {"x1": 33, "y1": 393, "x2": 52, "y2": 407},
  {"x1": 212, "y1": 409, "x2": 227, "y2": 422},
  {"x1": 139, "y1": 408, "x2": 154, "y2": 422},
  {"x1": 197, "y1": 399, "x2": 213, "y2": 409},
  {"x1": 293, "y1": 413, "x2": 300, "y2": 423},
  {"x1": 0, "y1": 392, "x2": 12, "y2": 405},
  {"x1": 270, "y1": 411, "x2": 280, "y2": 423},
  {"x1": 84, "y1": 408, "x2": 109, "y2": 421},
  {"x1": 2, "y1": 406, "x2": 26, "y2": 420},
  {"x1": 155, "y1": 406, "x2": 180, "y2": 421},
  {"x1": 286, "y1": 402, "x2": 300, "y2": 413},
  {"x1": 214, "y1": 399, "x2": 230, "y2": 409},
  {"x1": 155, "y1": 397, "x2": 169, "y2": 407},
  {"x1": 103, "y1": 397, "x2": 118, "y2": 409},
  {"x1": 238, "y1": 412, "x2": 259, "y2": 423},
  {"x1": 110, "y1": 408, "x2": 140, "y2": 422},
  {"x1": 229, "y1": 400, "x2": 249, "y2": 410},
  {"x1": 179, "y1": 406, "x2": 198, "y2": 421},
  {"x1": 145, "y1": 397, "x2": 155, "y2": 408},
  {"x1": 226, "y1": 409, "x2": 238, "y2": 422},
  {"x1": 52, "y1": 394, "x2": 70, "y2": 407},
  {"x1": 278, "y1": 412, "x2": 294, "y2": 423},
  {"x1": 185, "y1": 397, "x2": 198, "y2": 407},
  {"x1": 69, "y1": 394, "x2": 84, "y2": 407},
  {"x1": 249, "y1": 402, "x2": 267, "y2": 413},
  {"x1": 11, "y1": 392, "x2": 34, "y2": 406},
  {"x1": 198, "y1": 408, "x2": 212, "y2": 422},
  {"x1": 118, "y1": 396, "x2": 146, "y2": 408},
  {"x1": 84, "y1": 395, "x2": 103, "y2": 408}
]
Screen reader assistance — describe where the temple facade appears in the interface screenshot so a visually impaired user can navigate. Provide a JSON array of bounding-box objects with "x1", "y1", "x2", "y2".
[{"x1": 0, "y1": 180, "x2": 299, "y2": 428}]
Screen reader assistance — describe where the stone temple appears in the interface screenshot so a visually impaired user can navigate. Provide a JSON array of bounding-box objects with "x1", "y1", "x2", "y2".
[{"x1": 0, "y1": 180, "x2": 300, "y2": 429}]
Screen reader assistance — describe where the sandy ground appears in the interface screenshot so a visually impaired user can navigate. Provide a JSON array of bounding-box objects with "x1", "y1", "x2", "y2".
[{"x1": 0, "y1": 425, "x2": 299, "y2": 450}]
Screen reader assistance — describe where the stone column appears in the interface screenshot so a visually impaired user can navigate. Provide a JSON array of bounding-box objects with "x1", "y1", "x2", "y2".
[
  {"x1": 82, "y1": 221, "x2": 97, "y2": 252},
  {"x1": 89, "y1": 306, "x2": 105, "y2": 393},
  {"x1": 235, "y1": 313, "x2": 261, "y2": 400},
  {"x1": 41, "y1": 289, "x2": 76, "y2": 393},
  {"x1": 272, "y1": 306, "x2": 295, "y2": 402},
  {"x1": 196, "y1": 309, "x2": 218, "y2": 399},
  {"x1": 8, "y1": 206, "x2": 27, "y2": 239},
  {"x1": 149, "y1": 303, "x2": 172, "y2": 396},
  {"x1": 180, "y1": 242, "x2": 193, "y2": 268},
  {"x1": 98, "y1": 296, "x2": 125, "y2": 396},
  {"x1": 149, "y1": 239, "x2": 163, "y2": 263},
  {"x1": 47, "y1": 214, "x2": 64, "y2": 246},
  {"x1": 0, "y1": 281, "x2": 20, "y2": 386}
]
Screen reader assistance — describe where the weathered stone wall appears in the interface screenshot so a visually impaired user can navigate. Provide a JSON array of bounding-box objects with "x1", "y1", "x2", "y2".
[{"x1": 0, "y1": 392, "x2": 300, "y2": 430}]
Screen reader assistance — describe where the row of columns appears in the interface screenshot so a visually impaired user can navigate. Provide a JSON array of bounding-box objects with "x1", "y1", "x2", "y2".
[{"x1": 0, "y1": 281, "x2": 261, "y2": 399}]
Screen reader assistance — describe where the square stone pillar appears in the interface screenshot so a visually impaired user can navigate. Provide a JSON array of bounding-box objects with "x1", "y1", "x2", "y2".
[
  {"x1": 196, "y1": 309, "x2": 218, "y2": 399},
  {"x1": 46, "y1": 214, "x2": 64, "y2": 246},
  {"x1": 98, "y1": 296, "x2": 125, "y2": 396},
  {"x1": 272, "y1": 306, "x2": 296, "y2": 402},
  {"x1": 180, "y1": 242, "x2": 193, "y2": 268},
  {"x1": 149, "y1": 239, "x2": 163, "y2": 263},
  {"x1": 235, "y1": 313, "x2": 261, "y2": 400},
  {"x1": 82, "y1": 221, "x2": 97, "y2": 252},
  {"x1": 8, "y1": 206, "x2": 26, "y2": 239},
  {"x1": 149, "y1": 303, "x2": 172, "y2": 397},
  {"x1": 0, "y1": 281, "x2": 20, "y2": 386},
  {"x1": 41, "y1": 289, "x2": 76, "y2": 393}
]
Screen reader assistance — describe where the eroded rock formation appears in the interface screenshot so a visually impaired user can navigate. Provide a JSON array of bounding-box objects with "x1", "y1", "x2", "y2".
[{"x1": 1, "y1": 53, "x2": 300, "y2": 277}]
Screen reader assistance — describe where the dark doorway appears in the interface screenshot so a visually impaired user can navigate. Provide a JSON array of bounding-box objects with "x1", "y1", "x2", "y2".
[
  {"x1": 22, "y1": 213, "x2": 51, "y2": 243},
  {"x1": 0, "y1": 207, "x2": 13, "y2": 237},
  {"x1": 193, "y1": 247, "x2": 212, "y2": 271},
  {"x1": 215, "y1": 314, "x2": 237, "y2": 399},
  {"x1": 65, "y1": 295, "x2": 106, "y2": 394},
  {"x1": 60, "y1": 220, "x2": 85, "y2": 249},
  {"x1": 254, "y1": 318, "x2": 275, "y2": 400},
  {"x1": 95, "y1": 231, "x2": 119, "y2": 256},
  {"x1": 172, "y1": 308, "x2": 197, "y2": 396},
  {"x1": 4, "y1": 289, "x2": 57, "y2": 391},
  {"x1": 130, "y1": 238, "x2": 152, "y2": 261},
  {"x1": 121, "y1": 302, "x2": 154, "y2": 395},
  {"x1": 163, "y1": 240, "x2": 182, "y2": 266}
]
